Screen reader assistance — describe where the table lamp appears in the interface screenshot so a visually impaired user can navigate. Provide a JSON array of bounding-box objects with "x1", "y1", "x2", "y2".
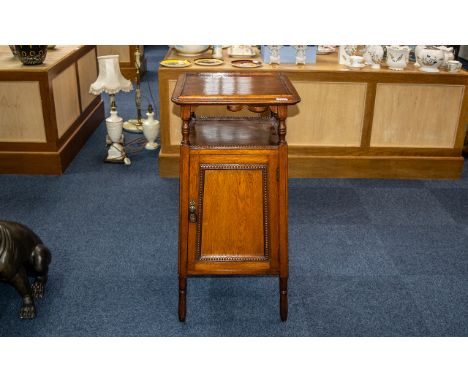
[{"x1": 90, "y1": 55, "x2": 133, "y2": 164}]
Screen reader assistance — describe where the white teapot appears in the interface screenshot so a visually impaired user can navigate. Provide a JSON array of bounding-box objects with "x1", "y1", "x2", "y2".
[
  {"x1": 417, "y1": 46, "x2": 445, "y2": 72},
  {"x1": 386, "y1": 45, "x2": 410, "y2": 71}
]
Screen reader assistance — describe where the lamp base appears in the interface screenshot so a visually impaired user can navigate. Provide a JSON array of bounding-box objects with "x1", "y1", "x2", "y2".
[
  {"x1": 105, "y1": 135, "x2": 131, "y2": 165},
  {"x1": 123, "y1": 119, "x2": 143, "y2": 134},
  {"x1": 145, "y1": 142, "x2": 159, "y2": 150}
]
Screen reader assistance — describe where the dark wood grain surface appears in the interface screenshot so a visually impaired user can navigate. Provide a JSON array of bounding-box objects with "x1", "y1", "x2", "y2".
[
  {"x1": 189, "y1": 117, "x2": 279, "y2": 148},
  {"x1": 172, "y1": 72, "x2": 300, "y2": 105}
]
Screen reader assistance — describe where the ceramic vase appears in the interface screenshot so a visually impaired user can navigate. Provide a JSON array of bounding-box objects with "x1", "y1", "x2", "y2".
[
  {"x1": 386, "y1": 45, "x2": 410, "y2": 71},
  {"x1": 366, "y1": 45, "x2": 384, "y2": 69},
  {"x1": 414, "y1": 45, "x2": 426, "y2": 67},
  {"x1": 14, "y1": 45, "x2": 48, "y2": 65},
  {"x1": 418, "y1": 46, "x2": 445, "y2": 72},
  {"x1": 143, "y1": 107, "x2": 160, "y2": 150}
]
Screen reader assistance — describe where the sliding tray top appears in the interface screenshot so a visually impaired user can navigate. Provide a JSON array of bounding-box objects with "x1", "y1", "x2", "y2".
[{"x1": 171, "y1": 72, "x2": 301, "y2": 106}]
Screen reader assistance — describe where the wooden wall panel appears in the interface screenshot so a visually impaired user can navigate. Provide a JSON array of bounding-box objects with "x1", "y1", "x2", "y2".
[
  {"x1": 287, "y1": 81, "x2": 367, "y2": 147},
  {"x1": 0, "y1": 81, "x2": 46, "y2": 142},
  {"x1": 77, "y1": 48, "x2": 97, "y2": 111},
  {"x1": 96, "y1": 46, "x2": 130, "y2": 62},
  {"x1": 371, "y1": 84, "x2": 464, "y2": 148},
  {"x1": 53, "y1": 65, "x2": 80, "y2": 138}
]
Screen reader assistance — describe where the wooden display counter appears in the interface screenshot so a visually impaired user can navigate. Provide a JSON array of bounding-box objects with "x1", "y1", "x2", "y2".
[
  {"x1": 0, "y1": 45, "x2": 104, "y2": 175},
  {"x1": 158, "y1": 47, "x2": 468, "y2": 179}
]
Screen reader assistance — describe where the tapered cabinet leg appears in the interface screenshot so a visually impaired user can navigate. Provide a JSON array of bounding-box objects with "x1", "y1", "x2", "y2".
[
  {"x1": 178, "y1": 276, "x2": 187, "y2": 322},
  {"x1": 280, "y1": 277, "x2": 288, "y2": 321}
]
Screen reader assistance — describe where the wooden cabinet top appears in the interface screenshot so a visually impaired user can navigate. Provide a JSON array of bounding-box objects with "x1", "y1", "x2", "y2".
[
  {"x1": 0, "y1": 45, "x2": 87, "y2": 72},
  {"x1": 171, "y1": 72, "x2": 301, "y2": 105}
]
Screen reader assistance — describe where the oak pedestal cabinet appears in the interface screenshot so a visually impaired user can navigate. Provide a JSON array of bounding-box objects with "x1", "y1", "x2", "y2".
[{"x1": 172, "y1": 72, "x2": 300, "y2": 321}]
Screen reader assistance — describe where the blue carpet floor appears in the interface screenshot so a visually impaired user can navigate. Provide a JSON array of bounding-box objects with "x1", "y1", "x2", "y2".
[{"x1": 1, "y1": 46, "x2": 467, "y2": 336}]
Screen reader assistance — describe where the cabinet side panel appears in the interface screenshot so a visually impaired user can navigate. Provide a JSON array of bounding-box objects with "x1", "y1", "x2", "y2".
[
  {"x1": 0, "y1": 81, "x2": 46, "y2": 142},
  {"x1": 53, "y1": 64, "x2": 80, "y2": 138},
  {"x1": 77, "y1": 49, "x2": 98, "y2": 111}
]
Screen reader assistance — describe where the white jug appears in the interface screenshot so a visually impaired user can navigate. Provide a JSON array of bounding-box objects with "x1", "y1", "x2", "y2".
[{"x1": 386, "y1": 45, "x2": 410, "y2": 71}]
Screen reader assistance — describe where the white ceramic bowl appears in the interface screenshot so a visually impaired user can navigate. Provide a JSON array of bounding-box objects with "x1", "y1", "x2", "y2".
[{"x1": 173, "y1": 45, "x2": 210, "y2": 56}]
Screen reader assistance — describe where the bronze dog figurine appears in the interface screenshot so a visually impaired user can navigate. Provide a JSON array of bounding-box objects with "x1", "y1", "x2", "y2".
[{"x1": 0, "y1": 220, "x2": 51, "y2": 319}]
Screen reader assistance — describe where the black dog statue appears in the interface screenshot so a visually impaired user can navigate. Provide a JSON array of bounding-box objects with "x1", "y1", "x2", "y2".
[{"x1": 0, "y1": 220, "x2": 51, "y2": 319}]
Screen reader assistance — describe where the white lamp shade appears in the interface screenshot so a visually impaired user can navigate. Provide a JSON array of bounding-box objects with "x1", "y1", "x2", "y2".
[{"x1": 89, "y1": 55, "x2": 133, "y2": 95}]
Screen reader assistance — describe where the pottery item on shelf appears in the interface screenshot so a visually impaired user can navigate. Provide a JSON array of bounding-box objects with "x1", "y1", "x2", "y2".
[
  {"x1": 142, "y1": 105, "x2": 160, "y2": 150},
  {"x1": 194, "y1": 58, "x2": 224, "y2": 66},
  {"x1": 339, "y1": 45, "x2": 367, "y2": 65},
  {"x1": 212, "y1": 45, "x2": 222, "y2": 59},
  {"x1": 173, "y1": 45, "x2": 210, "y2": 56},
  {"x1": 349, "y1": 56, "x2": 364, "y2": 67},
  {"x1": 363, "y1": 50, "x2": 373, "y2": 65},
  {"x1": 345, "y1": 57, "x2": 365, "y2": 70},
  {"x1": 14, "y1": 45, "x2": 48, "y2": 65},
  {"x1": 447, "y1": 60, "x2": 462, "y2": 73},
  {"x1": 366, "y1": 45, "x2": 384, "y2": 69},
  {"x1": 231, "y1": 59, "x2": 262, "y2": 68},
  {"x1": 345, "y1": 63, "x2": 365, "y2": 70},
  {"x1": 160, "y1": 59, "x2": 191, "y2": 68},
  {"x1": 317, "y1": 45, "x2": 336, "y2": 55},
  {"x1": 9, "y1": 45, "x2": 17, "y2": 57},
  {"x1": 338, "y1": 46, "x2": 349, "y2": 65},
  {"x1": 417, "y1": 46, "x2": 445, "y2": 72},
  {"x1": 414, "y1": 45, "x2": 426, "y2": 67},
  {"x1": 437, "y1": 46, "x2": 455, "y2": 69},
  {"x1": 344, "y1": 45, "x2": 368, "y2": 57},
  {"x1": 228, "y1": 45, "x2": 256, "y2": 58},
  {"x1": 294, "y1": 45, "x2": 307, "y2": 65},
  {"x1": 266, "y1": 45, "x2": 282, "y2": 64},
  {"x1": 386, "y1": 45, "x2": 410, "y2": 71}
]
